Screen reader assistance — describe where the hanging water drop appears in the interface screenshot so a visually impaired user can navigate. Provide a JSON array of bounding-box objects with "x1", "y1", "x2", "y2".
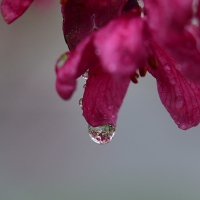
[
  {"x1": 82, "y1": 70, "x2": 89, "y2": 80},
  {"x1": 88, "y1": 124, "x2": 116, "y2": 144}
]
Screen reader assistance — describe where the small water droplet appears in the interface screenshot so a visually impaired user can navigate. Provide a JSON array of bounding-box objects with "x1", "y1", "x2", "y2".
[
  {"x1": 164, "y1": 65, "x2": 171, "y2": 72},
  {"x1": 56, "y1": 53, "x2": 67, "y2": 68},
  {"x1": 111, "y1": 115, "x2": 115, "y2": 119},
  {"x1": 173, "y1": 114, "x2": 179, "y2": 120},
  {"x1": 175, "y1": 96, "x2": 184, "y2": 109},
  {"x1": 170, "y1": 77, "x2": 177, "y2": 85},
  {"x1": 189, "y1": 119, "x2": 194, "y2": 124},
  {"x1": 79, "y1": 98, "x2": 83, "y2": 108},
  {"x1": 82, "y1": 71, "x2": 89, "y2": 80},
  {"x1": 108, "y1": 105, "x2": 113, "y2": 110},
  {"x1": 88, "y1": 124, "x2": 115, "y2": 144}
]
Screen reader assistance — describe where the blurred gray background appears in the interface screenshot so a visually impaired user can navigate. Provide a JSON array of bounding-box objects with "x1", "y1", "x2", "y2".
[{"x1": 1, "y1": 2, "x2": 200, "y2": 200}]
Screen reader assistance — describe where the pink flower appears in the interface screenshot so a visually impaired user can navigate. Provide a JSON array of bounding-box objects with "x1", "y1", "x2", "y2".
[{"x1": 56, "y1": 0, "x2": 200, "y2": 130}]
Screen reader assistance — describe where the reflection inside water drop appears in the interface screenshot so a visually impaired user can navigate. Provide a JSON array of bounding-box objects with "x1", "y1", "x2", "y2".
[{"x1": 88, "y1": 124, "x2": 115, "y2": 144}]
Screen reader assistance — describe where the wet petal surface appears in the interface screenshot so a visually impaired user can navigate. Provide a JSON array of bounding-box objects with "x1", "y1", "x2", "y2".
[
  {"x1": 82, "y1": 64, "x2": 130, "y2": 127},
  {"x1": 149, "y1": 42, "x2": 200, "y2": 130}
]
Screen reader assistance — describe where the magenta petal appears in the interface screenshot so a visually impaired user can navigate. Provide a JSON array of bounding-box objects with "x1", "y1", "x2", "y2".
[
  {"x1": 144, "y1": 0, "x2": 193, "y2": 39},
  {"x1": 82, "y1": 64, "x2": 130, "y2": 127},
  {"x1": 55, "y1": 37, "x2": 93, "y2": 100},
  {"x1": 162, "y1": 25, "x2": 200, "y2": 81},
  {"x1": 149, "y1": 42, "x2": 200, "y2": 130},
  {"x1": 1, "y1": 0, "x2": 34, "y2": 24},
  {"x1": 61, "y1": 0, "x2": 127, "y2": 49},
  {"x1": 94, "y1": 13, "x2": 147, "y2": 76}
]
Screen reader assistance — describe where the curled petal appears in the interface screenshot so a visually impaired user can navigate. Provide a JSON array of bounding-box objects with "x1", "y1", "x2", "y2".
[
  {"x1": 148, "y1": 42, "x2": 200, "y2": 130},
  {"x1": 61, "y1": 0, "x2": 127, "y2": 49},
  {"x1": 55, "y1": 37, "x2": 93, "y2": 100},
  {"x1": 1, "y1": 0, "x2": 34, "y2": 24},
  {"x1": 94, "y1": 13, "x2": 148, "y2": 76},
  {"x1": 82, "y1": 64, "x2": 130, "y2": 127},
  {"x1": 144, "y1": 0, "x2": 193, "y2": 40}
]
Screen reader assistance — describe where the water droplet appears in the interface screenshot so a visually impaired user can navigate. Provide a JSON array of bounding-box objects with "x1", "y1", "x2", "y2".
[
  {"x1": 175, "y1": 96, "x2": 184, "y2": 109},
  {"x1": 79, "y1": 98, "x2": 83, "y2": 108},
  {"x1": 189, "y1": 119, "x2": 194, "y2": 124},
  {"x1": 108, "y1": 105, "x2": 113, "y2": 110},
  {"x1": 56, "y1": 53, "x2": 67, "y2": 68},
  {"x1": 88, "y1": 124, "x2": 115, "y2": 144},
  {"x1": 111, "y1": 115, "x2": 116, "y2": 119},
  {"x1": 164, "y1": 65, "x2": 171, "y2": 72},
  {"x1": 82, "y1": 71, "x2": 89, "y2": 80},
  {"x1": 170, "y1": 77, "x2": 177, "y2": 85},
  {"x1": 173, "y1": 114, "x2": 179, "y2": 120}
]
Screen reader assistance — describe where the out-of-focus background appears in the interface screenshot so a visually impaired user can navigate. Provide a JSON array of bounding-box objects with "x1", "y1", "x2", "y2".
[{"x1": 1, "y1": 2, "x2": 200, "y2": 200}]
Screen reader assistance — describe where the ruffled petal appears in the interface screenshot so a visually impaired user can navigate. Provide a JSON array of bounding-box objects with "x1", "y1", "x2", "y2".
[
  {"x1": 61, "y1": 0, "x2": 127, "y2": 49},
  {"x1": 144, "y1": 0, "x2": 193, "y2": 40},
  {"x1": 1, "y1": 0, "x2": 34, "y2": 24},
  {"x1": 149, "y1": 42, "x2": 200, "y2": 130},
  {"x1": 94, "y1": 13, "x2": 148, "y2": 76},
  {"x1": 82, "y1": 64, "x2": 130, "y2": 127}
]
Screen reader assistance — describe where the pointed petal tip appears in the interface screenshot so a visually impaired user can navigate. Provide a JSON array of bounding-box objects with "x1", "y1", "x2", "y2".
[
  {"x1": 1, "y1": 0, "x2": 34, "y2": 24},
  {"x1": 56, "y1": 80, "x2": 76, "y2": 100}
]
